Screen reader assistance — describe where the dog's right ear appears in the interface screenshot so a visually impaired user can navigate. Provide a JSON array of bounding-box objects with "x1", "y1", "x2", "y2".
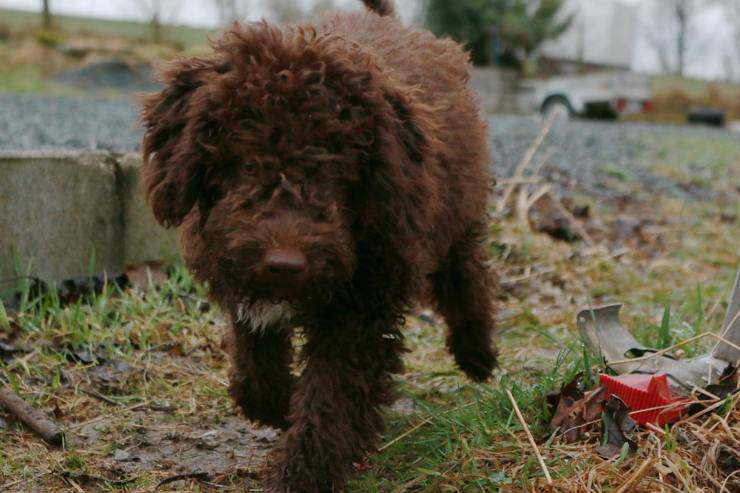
[{"x1": 140, "y1": 57, "x2": 219, "y2": 228}]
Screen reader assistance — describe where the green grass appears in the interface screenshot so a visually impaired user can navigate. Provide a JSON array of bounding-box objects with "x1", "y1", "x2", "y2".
[
  {"x1": 1, "y1": 129, "x2": 739, "y2": 491},
  {"x1": 0, "y1": 63, "x2": 76, "y2": 95}
]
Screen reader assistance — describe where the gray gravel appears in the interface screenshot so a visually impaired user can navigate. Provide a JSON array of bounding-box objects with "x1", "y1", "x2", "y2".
[
  {"x1": 489, "y1": 115, "x2": 740, "y2": 200},
  {"x1": 0, "y1": 93, "x2": 142, "y2": 152},
  {"x1": 1, "y1": 92, "x2": 737, "y2": 199}
]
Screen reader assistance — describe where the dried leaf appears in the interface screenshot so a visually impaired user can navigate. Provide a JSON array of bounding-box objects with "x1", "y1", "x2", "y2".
[
  {"x1": 529, "y1": 194, "x2": 582, "y2": 243},
  {"x1": 597, "y1": 396, "x2": 636, "y2": 459},
  {"x1": 550, "y1": 373, "x2": 606, "y2": 443}
]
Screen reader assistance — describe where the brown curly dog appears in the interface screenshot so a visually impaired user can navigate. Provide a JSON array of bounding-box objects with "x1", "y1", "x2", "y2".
[{"x1": 140, "y1": 0, "x2": 498, "y2": 490}]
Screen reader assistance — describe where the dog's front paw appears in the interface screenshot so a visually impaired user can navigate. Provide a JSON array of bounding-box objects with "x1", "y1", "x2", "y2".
[
  {"x1": 264, "y1": 470, "x2": 326, "y2": 493},
  {"x1": 265, "y1": 450, "x2": 342, "y2": 493},
  {"x1": 453, "y1": 342, "x2": 498, "y2": 382},
  {"x1": 229, "y1": 377, "x2": 292, "y2": 430}
]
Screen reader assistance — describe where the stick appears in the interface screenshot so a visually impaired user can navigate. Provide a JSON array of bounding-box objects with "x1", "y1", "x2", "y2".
[
  {"x1": 607, "y1": 333, "x2": 710, "y2": 366},
  {"x1": 506, "y1": 390, "x2": 552, "y2": 485},
  {"x1": 156, "y1": 472, "x2": 210, "y2": 489},
  {"x1": 495, "y1": 114, "x2": 556, "y2": 214},
  {"x1": 517, "y1": 184, "x2": 552, "y2": 228},
  {"x1": 545, "y1": 190, "x2": 595, "y2": 245},
  {"x1": 378, "y1": 417, "x2": 432, "y2": 452},
  {"x1": 496, "y1": 177, "x2": 546, "y2": 185},
  {"x1": 0, "y1": 386, "x2": 63, "y2": 445},
  {"x1": 501, "y1": 267, "x2": 556, "y2": 285},
  {"x1": 81, "y1": 388, "x2": 119, "y2": 406},
  {"x1": 615, "y1": 458, "x2": 655, "y2": 493},
  {"x1": 608, "y1": 332, "x2": 740, "y2": 367}
]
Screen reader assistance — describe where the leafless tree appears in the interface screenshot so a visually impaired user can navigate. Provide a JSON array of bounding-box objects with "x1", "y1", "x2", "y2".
[
  {"x1": 42, "y1": 0, "x2": 52, "y2": 29},
  {"x1": 213, "y1": 0, "x2": 253, "y2": 25},
  {"x1": 264, "y1": 0, "x2": 306, "y2": 23},
  {"x1": 129, "y1": 0, "x2": 183, "y2": 42},
  {"x1": 644, "y1": 0, "x2": 708, "y2": 76},
  {"x1": 307, "y1": 0, "x2": 337, "y2": 16},
  {"x1": 724, "y1": 0, "x2": 740, "y2": 80},
  {"x1": 263, "y1": 0, "x2": 339, "y2": 23}
]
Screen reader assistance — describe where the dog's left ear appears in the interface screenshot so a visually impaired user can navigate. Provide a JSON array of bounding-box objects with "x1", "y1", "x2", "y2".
[
  {"x1": 382, "y1": 90, "x2": 430, "y2": 166},
  {"x1": 140, "y1": 57, "x2": 220, "y2": 228},
  {"x1": 365, "y1": 89, "x2": 438, "y2": 239}
]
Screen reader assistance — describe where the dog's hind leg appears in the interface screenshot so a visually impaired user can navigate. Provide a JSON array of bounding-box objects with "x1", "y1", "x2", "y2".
[
  {"x1": 226, "y1": 322, "x2": 294, "y2": 430},
  {"x1": 265, "y1": 312, "x2": 405, "y2": 492},
  {"x1": 433, "y1": 227, "x2": 498, "y2": 382}
]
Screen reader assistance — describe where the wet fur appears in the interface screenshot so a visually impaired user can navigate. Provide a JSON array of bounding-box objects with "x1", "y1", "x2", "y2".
[{"x1": 140, "y1": 1, "x2": 498, "y2": 491}]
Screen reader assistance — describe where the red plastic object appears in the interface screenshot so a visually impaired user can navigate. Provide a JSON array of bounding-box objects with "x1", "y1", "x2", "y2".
[{"x1": 599, "y1": 373, "x2": 689, "y2": 426}]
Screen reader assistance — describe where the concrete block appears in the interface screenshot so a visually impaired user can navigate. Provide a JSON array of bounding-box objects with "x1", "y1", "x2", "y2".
[
  {"x1": 0, "y1": 151, "x2": 122, "y2": 282},
  {"x1": 118, "y1": 153, "x2": 179, "y2": 265}
]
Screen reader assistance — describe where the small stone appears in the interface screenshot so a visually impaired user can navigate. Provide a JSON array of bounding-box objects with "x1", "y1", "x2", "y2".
[{"x1": 113, "y1": 449, "x2": 132, "y2": 462}]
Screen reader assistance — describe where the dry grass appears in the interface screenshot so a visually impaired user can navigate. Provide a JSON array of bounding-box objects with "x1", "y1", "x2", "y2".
[
  {"x1": 628, "y1": 75, "x2": 740, "y2": 124},
  {"x1": 1, "y1": 125, "x2": 739, "y2": 492}
]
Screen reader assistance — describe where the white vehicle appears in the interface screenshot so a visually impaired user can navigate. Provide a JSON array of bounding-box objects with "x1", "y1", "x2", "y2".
[{"x1": 519, "y1": 72, "x2": 653, "y2": 120}]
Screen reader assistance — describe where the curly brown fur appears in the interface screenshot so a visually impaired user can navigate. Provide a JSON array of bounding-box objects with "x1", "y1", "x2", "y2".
[{"x1": 140, "y1": 0, "x2": 498, "y2": 490}]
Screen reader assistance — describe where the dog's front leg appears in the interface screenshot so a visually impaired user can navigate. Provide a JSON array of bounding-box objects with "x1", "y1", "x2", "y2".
[
  {"x1": 227, "y1": 322, "x2": 294, "y2": 430},
  {"x1": 265, "y1": 316, "x2": 404, "y2": 493}
]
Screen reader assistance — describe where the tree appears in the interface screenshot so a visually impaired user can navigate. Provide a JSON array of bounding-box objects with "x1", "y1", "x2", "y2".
[
  {"x1": 213, "y1": 0, "x2": 252, "y2": 26},
  {"x1": 129, "y1": 0, "x2": 183, "y2": 42},
  {"x1": 643, "y1": 0, "x2": 712, "y2": 76},
  {"x1": 42, "y1": 0, "x2": 52, "y2": 29},
  {"x1": 265, "y1": 0, "x2": 307, "y2": 23},
  {"x1": 723, "y1": 0, "x2": 740, "y2": 80},
  {"x1": 424, "y1": 0, "x2": 572, "y2": 69},
  {"x1": 264, "y1": 0, "x2": 337, "y2": 23}
]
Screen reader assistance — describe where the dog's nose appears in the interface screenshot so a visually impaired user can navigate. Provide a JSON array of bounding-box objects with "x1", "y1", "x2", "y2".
[{"x1": 262, "y1": 249, "x2": 307, "y2": 276}]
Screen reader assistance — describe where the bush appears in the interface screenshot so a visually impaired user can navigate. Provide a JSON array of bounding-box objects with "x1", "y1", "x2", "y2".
[{"x1": 34, "y1": 29, "x2": 65, "y2": 47}]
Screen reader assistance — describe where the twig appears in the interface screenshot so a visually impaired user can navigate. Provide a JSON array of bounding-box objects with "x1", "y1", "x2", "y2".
[
  {"x1": 675, "y1": 393, "x2": 738, "y2": 426},
  {"x1": 378, "y1": 401, "x2": 476, "y2": 451},
  {"x1": 496, "y1": 177, "x2": 546, "y2": 185},
  {"x1": 156, "y1": 472, "x2": 211, "y2": 489},
  {"x1": 378, "y1": 417, "x2": 432, "y2": 452},
  {"x1": 81, "y1": 388, "x2": 119, "y2": 406},
  {"x1": 615, "y1": 458, "x2": 655, "y2": 493},
  {"x1": 530, "y1": 147, "x2": 554, "y2": 177},
  {"x1": 526, "y1": 184, "x2": 554, "y2": 211},
  {"x1": 721, "y1": 470, "x2": 740, "y2": 493},
  {"x1": 609, "y1": 332, "x2": 740, "y2": 367},
  {"x1": 0, "y1": 471, "x2": 50, "y2": 490},
  {"x1": 576, "y1": 247, "x2": 630, "y2": 274},
  {"x1": 501, "y1": 267, "x2": 556, "y2": 285},
  {"x1": 0, "y1": 386, "x2": 63, "y2": 445},
  {"x1": 545, "y1": 190, "x2": 595, "y2": 245},
  {"x1": 645, "y1": 422, "x2": 666, "y2": 435},
  {"x1": 495, "y1": 114, "x2": 555, "y2": 214},
  {"x1": 69, "y1": 401, "x2": 148, "y2": 430},
  {"x1": 390, "y1": 474, "x2": 426, "y2": 493},
  {"x1": 61, "y1": 472, "x2": 137, "y2": 486},
  {"x1": 62, "y1": 475, "x2": 85, "y2": 493},
  {"x1": 516, "y1": 184, "x2": 552, "y2": 228},
  {"x1": 506, "y1": 389, "x2": 553, "y2": 485},
  {"x1": 608, "y1": 333, "x2": 710, "y2": 366}
]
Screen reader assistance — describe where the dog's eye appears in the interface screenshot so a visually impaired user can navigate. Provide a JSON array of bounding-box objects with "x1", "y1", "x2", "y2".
[{"x1": 243, "y1": 162, "x2": 257, "y2": 175}]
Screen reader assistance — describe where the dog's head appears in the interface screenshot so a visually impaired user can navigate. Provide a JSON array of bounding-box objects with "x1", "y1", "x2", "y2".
[{"x1": 140, "y1": 22, "x2": 432, "y2": 309}]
